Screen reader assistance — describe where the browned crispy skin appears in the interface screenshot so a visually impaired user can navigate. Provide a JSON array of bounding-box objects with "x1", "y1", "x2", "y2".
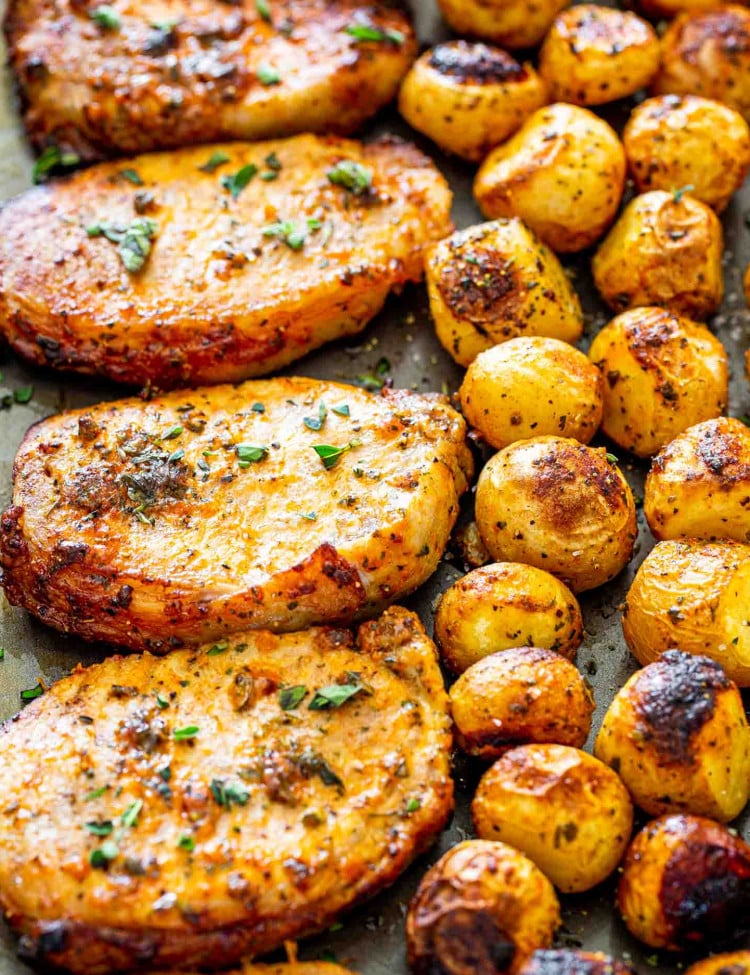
[
  {"x1": 0, "y1": 377, "x2": 473, "y2": 652},
  {"x1": 4, "y1": 0, "x2": 416, "y2": 160},
  {"x1": 0, "y1": 135, "x2": 452, "y2": 387},
  {"x1": 0, "y1": 607, "x2": 453, "y2": 975}
]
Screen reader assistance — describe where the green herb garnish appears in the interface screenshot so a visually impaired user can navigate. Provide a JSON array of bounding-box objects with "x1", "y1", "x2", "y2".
[
  {"x1": 251, "y1": 402, "x2": 265, "y2": 413},
  {"x1": 90, "y1": 5, "x2": 121, "y2": 29},
  {"x1": 89, "y1": 841, "x2": 119, "y2": 868},
  {"x1": 120, "y1": 799, "x2": 143, "y2": 828},
  {"x1": 262, "y1": 218, "x2": 322, "y2": 250},
  {"x1": 606, "y1": 452, "x2": 619, "y2": 463},
  {"x1": 301, "y1": 511, "x2": 317, "y2": 521},
  {"x1": 236, "y1": 443, "x2": 269, "y2": 466},
  {"x1": 279, "y1": 685, "x2": 307, "y2": 710},
  {"x1": 32, "y1": 145, "x2": 80, "y2": 184},
  {"x1": 356, "y1": 356, "x2": 390, "y2": 390},
  {"x1": 304, "y1": 401, "x2": 327, "y2": 431},
  {"x1": 210, "y1": 778, "x2": 250, "y2": 809},
  {"x1": 155, "y1": 692, "x2": 170, "y2": 710},
  {"x1": 256, "y1": 0, "x2": 272, "y2": 21},
  {"x1": 331, "y1": 403, "x2": 350, "y2": 417},
  {"x1": 308, "y1": 681, "x2": 363, "y2": 710},
  {"x1": 20, "y1": 684, "x2": 44, "y2": 702},
  {"x1": 119, "y1": 168, "x2": 143, "y2": 186},
  {"x1": 173, "y1": 725, "x2": 200, "y2": 741},
  {"x1": 344, "y1": 23, "x2": 404, "y2": 44},
  {"x1": 13, "y1": 386, "x2": 34, "y2": 404},
  {"x1": 672, "y1": 184, "x2": 694, "y2": 204},
  {"x1": 221, "y1": 163, "x2": 258, "y2": 199},
  {"x1": 207, "y1": 640, "x2": 229, "y2": 656},
  {"x1": 87, "y1": 217, "x2": 158, "y2": 273},
  {"x1": 405, "y1": 797, "x2": 421, "y2": 813},
  {"x1": 178, "y1": 834, "x2": 196, "y2": 851},
  {"x1": 161, "y1": 424, "x2": 183, "y2": 440},
  {"x1": 327, "y1": 160, "x2": 373, "y2": 195},
  {"x1": 85, "y1": 785, "x2": 109, "y2": 801},
  {"x1": 312, "y1": 439, "x2": 360, "y2": 470},
  {"x1": 199, "y1": 151, "x2": 231, "y2": 174},
  {"x1": 257, "y1": 63, "x2": 281, "y2": 85},
  {"x1": 84, "y1": 820, "x2": 114, "y2": 836}
]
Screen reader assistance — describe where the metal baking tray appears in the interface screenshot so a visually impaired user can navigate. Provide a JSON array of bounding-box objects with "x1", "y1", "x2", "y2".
[{"x1": 0, "y1": 2, "x2": 748, "y2": 972}]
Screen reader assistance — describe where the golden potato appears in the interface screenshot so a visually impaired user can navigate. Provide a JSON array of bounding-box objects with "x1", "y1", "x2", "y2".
[
  {"x1": 519, "y1": 950, "x2": 636, "y2": 975},
  {"x1": 406, "y1": 839, "x2": 561, "y2": 975},
  {"x1": 474, "y1": 437, "x2": 637, "y2": 593},
  {"x1": 460, "y1": 337, "x2": 603, "y2": 449},
  {"x1": 472, "y1": 744, "x2": 634, "y2": 893},
  {"x1": 426, "y1": 220, "x2": 583, "y2": 367},
  {"x1": 436, "y1": 0, "x2": 571, "y2": 50},
  {"x1": 434, "y1": 563, "x2": 584, "y2": 673},
  {"x1": 539, "y1": 6, "x2": 660, "y2": 106},
  {"x1": 645, "y1": 417, "x2": 750, "y2": 542},
  {"x1": 450, "y1": 648, "x2": 594, "y2": 760},
  {"x1": 684, "y1": 952, "x2": 750, "y2": 975},
  {"x1": 595, "y1": 650, "x2": 750, "y2": 821},
  {"x1": 588, "y1": 307, "x2": 729, "y2": 458},
  {"x1": 474, "y1": 104, "x2": 626, "y2": 253},
  {"x1": 592, "y1": 190, "x2": 724, "y2": 320},
  {"x1": 653, "y1": 6, "x2": 750, "y2": 122},
  {"x1": 622, "y1": 538, "x2": 750, "y2": 686},
  {"x1": 624, "y1": 95, "x2": 750, "y2": 212},
  {"x1": 398, "y1": 42, "x2": 547, "y2": 163},
  {"x1": 617, "y1": 814, "x2": 750, "y2": 949}
]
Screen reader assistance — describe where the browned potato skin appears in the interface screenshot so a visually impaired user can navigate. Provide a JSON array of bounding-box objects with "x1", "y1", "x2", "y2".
[
  {"x1": 539, "y1": 6, "x2": 660, "y2": 106},
  {"x1": 592, "y1": 191, "x2": 724, "y2": 320},
  {"x1": 622, "y1": 539, "x2": 750, "y2": 686},
  {"x1": 519, "y1": 951, "x2": 636, "y2": 975},
  {"x1": 406, "y1": 839, "x2": 561, "y2": 975},
  {"x1": 435, "y1": 0, "x2": 571, "y2": 49},
  {"x1": 450, "y1": 648, "x2": 594, "y2": 759},
  {"x1": 636, "y1": 0, "x2": 741, "y2": 17},
  {"x1": 151, "y1": 966, "x2": 358, "y2": 975},
  {"x1": 4, "y1": 0, "x2": 416, "y2": 160},
  {"x1": 0, "y1": 607, "x2": 452, "y2": 975},
  {"x1": 475, "y1": 437, "x2": 637, "y2": 593},
  {"x1": 624, "y1": 95, "x2": 750, "y2": 212},
  {"x1": 474, "y1": 104, "x2": 626, "y2": 253},
  {"x1": 460, "y1": 337, "x2": 604, "y2": 449},
  {"x1": 0, "y1": 136, "x2": 451, "y2": 388},
  {"x1": 617, "y1": 814, "x2": 750, "y2": 950},
  {"x1": 588, "y1": 307, "x2": 729, "y2": 458},
  {"x1": 653, "y1": 6, "x2": 750, "y2": 122},
  {"x1": 684, "y1": 952, "x2": 750, "y2": 975},
  {"x1": 0, "y1": 378, "x2": 472, "y2": 653},
  {"x1": 473, "y1": 744, "x2": 634, "y2": 893},
  {"x1": 594, "y1": 650, "x2": 750, "y2": 821},
  {"x1": 426, "y1": 219, "x2": 583, "y2": 368},
  {"x1": 398, "y1": 42, "x2": 548, "y2": 163},
  {"x1": 645, "y1": 417, "x2": 750, "y2": 542},
  {"x1": 434, "y1": 563, "x2": 584, "y2": 673}
]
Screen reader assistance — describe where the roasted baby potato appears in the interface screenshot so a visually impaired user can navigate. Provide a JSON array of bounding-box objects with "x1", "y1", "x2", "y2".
[
  {"x1": 406, "y1": 839, "x2": 561, "y2": 975},
  {"x1": 434, "y1": 563, "x2": 584, "y2": 673},
  {"x1": 426, "y1": 219, "x2": 583, "y2": 367},
  {"x1": 520, "y1": 950, "x2": 635, "y2": 975},
  {"x1": 684, "y1": 952, "x2": 750, "y2": 975},
  {"x1": 588, "y1": 307, "x2": 728, "y2": 458},
  {"x1": 436, "y1": 0, "x2": 571, "y2": 50},
  {"x1": 460, "y1": 337, "x2": 604, "y2": 449},
  {"x1": 592, "y1": 190, "x2": 724, "y2": 320},
  {"x1": 595, "y1": 650, "x2": 750, "y2": 821},
  {"x1": 617, "y1": 814, "x2": 750, "y2": 949},
  {"x1": 398, "y1": 42, "x2": 547, "y2": 163},
  {"x1": 624, "y1": 95, "x2": 750, "y2": 212},
  {"x1": 474, "y1": 438, "x2": 637, "y2": 593},
  {"x1": 450, "y1": 647, "x2": 594, "y2": 759},
  {"x1": 472, "y1": 744, "x2": 634, "y2": 893},
  {"x1": 622, "y1": 539, "x2": 750, "y2": 686},
  {"x1": 653, "y1": 6, "x2": 750, "y2": 122},
  {"x1": 645, "y1": 417, "x2": 750, "y2": 542},
  {"x1": 474, "y1": 104, "x2": 626, "y2": 253},
  {"x1": 539, "y1": 5, "x2": 660, "y2": 106}
]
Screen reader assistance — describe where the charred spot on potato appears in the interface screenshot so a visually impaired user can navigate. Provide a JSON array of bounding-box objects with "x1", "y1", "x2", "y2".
[
  {"x1": 428, "y1": 43, "x2": 526, "y2": 85},
  {"x1": 427, "y1": 907, "x2": 516, "y2": 975},
  {"x1": 633, "y1": 650, "x2": 730, "y2": 760},
  {"x1": 436, "y1": 247, "x2": 517, "y2": 327},
  {"x1": 696, "y1": 427, "x2": 750, "y2": 483}
]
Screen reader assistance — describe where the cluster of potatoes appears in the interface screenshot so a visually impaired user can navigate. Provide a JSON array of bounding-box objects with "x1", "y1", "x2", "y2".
[{"x1": 397, "y1": 0, "x2": 750, "y2": 971}]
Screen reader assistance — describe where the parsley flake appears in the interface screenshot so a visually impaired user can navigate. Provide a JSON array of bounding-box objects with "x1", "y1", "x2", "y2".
[
  {"x1": 279, "y1": 685, "x2": 307, "y2": 710},
  {"x1": 312, "y1": 439, "x2": 361, "y2": 470},
  {"x1": 32, "y1": 145, "x2": 80, "y2": 184},
  {"x1": 173, "y1": 725, "x2": 200, "y2": 741},
  {"x1": 344, "y1": 23, "x2": 404, "y2": 44},
  {"x1": 221, "y1": 163, "x2": 258, "y2": 199},
  {"x1": 606, "y1": 452, "x2": 619, "y2": 464},
  {"x1": 84, "y1": 785, "x2": 109, "y2": 801},
  {"x1": 178, "y1": 834, "x2": 196, "y2": 851},
  {"x1": 672, "y1": 184, "x2": 694, "y2": 203},
  {"x1": 90, "y1": 840, "x2": 119, "y2": 869},
  {"x1": 405, "y1": 797, "x2": 421, "y2": 813},
  {"x1": 331, "y1": 403, "x2": 350, "y2": 417},
  {"x1": 257, "y1": 63, "x2": 281, "y2": 85},
  {"x1": 262, "y1": 218, "x2": 322, "y2": 250},
  {"x1": 327, "y1": 160, "x2": 373, "y2": 195},
  {"x1": 308, "y1": 681, "x2": 363, "y2": 710},
  {"x1": 251, "y1": 402, "x2": 266, "y2": 413},
  {"x1": 301, "y1": 511, "x2": 317, "y2": 521},
  {"x1": 303, "y1": 401, "x2": 327, "y2": 431},
  {"x1": 256, "y1": 0, "x2": 272, "y2": 21},
  {"x1": 236, "y1": 443, "x2": 269, "y2": 466},
  {"x1": 199, "y1": 151, "x2": 231, "y2": 174},
  {"x1": 87, "y1": 217, "x2": 158, "y2": 273},
  {"x1": 13, "y1": 386, "x2": 34, "y2": 405},
  {"x1": 356, "y1": 356, "x2": 391, "y2": 391},
  {"x1": 161, "y1": 424, "x2": 183, "y2": 440},
  {"x1": 155, "y1": 692, "x2": 170, "y2": 710},
  {"x1": 207, "y1": 640, "x2": 229, "y2": 656},
  {"x1": 84, "y1": 820, "x2": 114, "y2": 836},
  {"x1": 20, "y1": 684, "x2": 44, "y2": 703},
  {"x1": 118, "y1": 168, "x2": 143, "y2": 186},
  {"x1": 90, "y1": 5, "x2": 121, "y2": 30},
  {"x1": 210, "y1": 778, "x2": 250, "y2": 809},
  {"x1": 120, "y1": 799, "x2": 143, "y2": 828}
]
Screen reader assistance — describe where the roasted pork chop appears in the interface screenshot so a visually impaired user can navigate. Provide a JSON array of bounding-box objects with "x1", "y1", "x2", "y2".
[
  {"x1": 0, "y1": 607, "x2": 452, "y2": 975},
  {"x1": 0, "y1": 377, "x2": 472, "y2": 651},
  {"x1": 0, "y1": 135, "x2": 452, "y2": 387},
  {"x1": 4, "y1": 0, "x2": 416, "y2": 160}
]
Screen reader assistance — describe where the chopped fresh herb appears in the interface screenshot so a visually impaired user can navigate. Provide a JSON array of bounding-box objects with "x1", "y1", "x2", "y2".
[
  {"x1": 672, "y1": 184, "x2": 694, "y2": 203},
  {"x1": 606, "y1": 452, "x2": 619, "y2": 463},
  {"x1": 90, "y1": 5, "x2": 121, "y2": 30},
  {"x1": 0, "y1": 649, "x2": 4, "y2": 661},
  {"x1": 331, "y1": 403, "x2": 350, "y2": 417},
  {"x1": 327, "y1": 160, "x2": 373, "y2": 195},
  {"x1": 405, "y1": 797, "x2": 421, "y2": 813},
  {"x1": 261, "y1": 171, "x2": 278, "y2": 181},
  {"x1": 90, "y1": 840, "x2": 119, "y2": 868},
  {"x1": 356, "y1": 356, "x2": 390, "y2": 390},
  {"x1": 207, "y1": 640, "x2": 229, "y2": 656},
  {"x1": 173, "y1": 725, "x2": 200, "y2": 741},
  {"x1": 161, "y1": 424, "x2": 183, "y2": 440},
  {"x1": 13, "y1": 386, "x2": 34, "y2": 404},
  {"x1": 120, "y1": 799, "x2": 143, "y2": 828},
  {"x1": 178, "y1": 834, "x2": 195, "y2": 851},
  {"x1": 236, "y1": 443, "x2": 269, "y2": 466},
  {"x1": 256, "y1": 0, "x2": 272, "y2": 21},
  {"x1": 304, "y1": 401, "x2": 327, "y2": 431},
  {"x1": 257, "y1": 63, "x2": 281, "y2": 85},
  {"x1": 151, "y1": 17, "x2": 179, "y2": 31},
  {"x1": 301, "y1": 511, "x2": 317, "y2": 521},
  {"x1": 312, "y1": 439, "x2": 361, "y2": 470},
  {"x1": 155, "y1": 692, "x2": 170, "y2": 710},
  {"x1": 84, "y1": 820, "x2": 114, "y2": 836},
  {"x1": 345, "y1": 23, "x2": 404, "y2": 44},
  {"x1": 119, "y1": 168, "x2": 143, "y2": 186},
  {"x1": 262, "y1": 217, "x2": 321, "y2": 250},
  {"x1": 159, "y1": 765, "x2": 171, "y2": 781},
  {"x1": 32, "y1": 145, "x2": 80, "y2": 184},
  {"x1": 221, "y1": 163, "x2": 258, "y2": 200},
  {"x1": 264, "y1": 151, "x2": 282, "y2": 171},
  {"x1": 168, "y1": 447, "x2": 184, "y2": 463},
  {"x1": 199, "y1": 151, "x2": 231, "y2": 174},
  {"x1": 279, "y1": 685, "x2": 307, "y2": 710},
  {"x1": 297, "y1": 748, "x2": 344, "y2": 790},
  {"x1": 308, "y1": 680, "x2": 363, "y2": 710},
  {"x1": 85, "y1": 785, "x2": 109, "y2": 801},
  {"x1": 210, "y1": 778, "x2": 250, "y2": 809},
  {"x1": 329, "y1": 922, "x2": 344, "y2": 933},
  {"x1": 251, "y1": 402, "x2": 266, "y2": 413},
  {"x1": 87, "y1": 217, "x2": 158, "y2": 273},
  {"x1": 20, "y1": 684, "x2": 44, "y2": 702}
]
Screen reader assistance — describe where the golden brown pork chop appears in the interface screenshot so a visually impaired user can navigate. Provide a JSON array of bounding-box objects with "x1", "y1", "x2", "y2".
[
  {"x1": 0, "y1": 607, "x2": 452, "y2": 975},
  {"x1": 4, "y1": 0, "x2": 416, "y2": 160},
  {"x1": 0, "y1": 376, "x2": 472, "y2": 651},
  {"x1": 0, "y1": 135, "x2": 452, "y2": 387}
]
